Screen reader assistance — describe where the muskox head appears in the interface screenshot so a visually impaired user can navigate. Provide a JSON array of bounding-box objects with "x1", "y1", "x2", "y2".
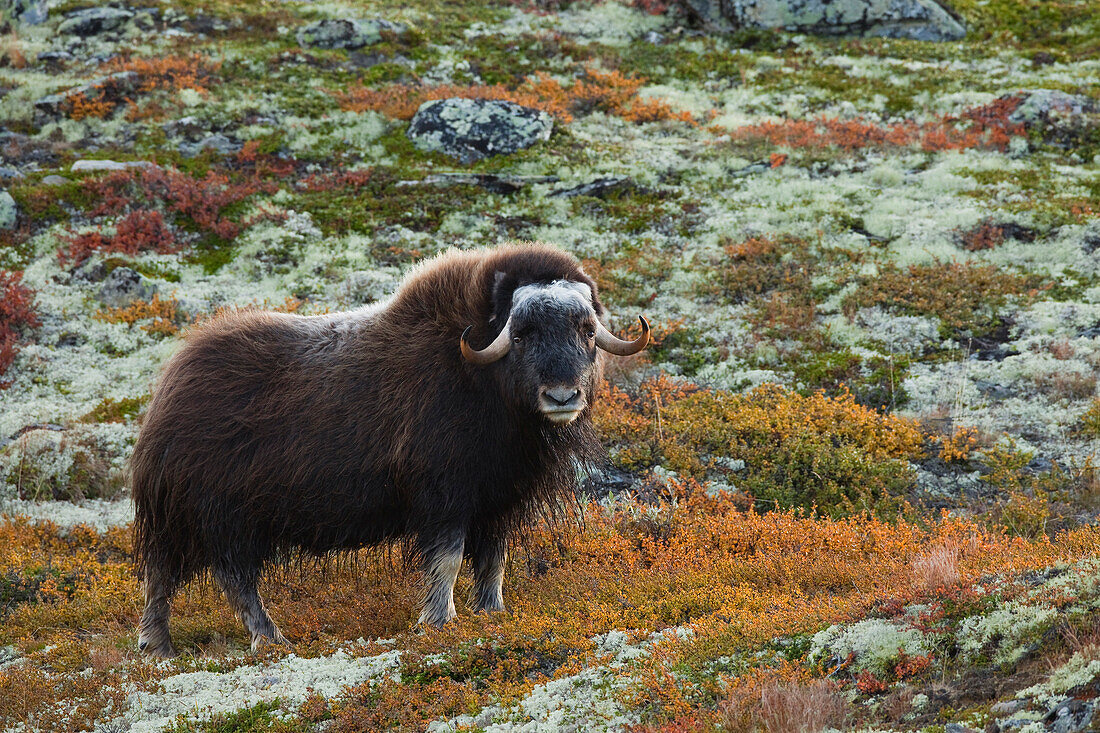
[{"x1": 461, "y1": 279, "x2": 649, "y2": 425}]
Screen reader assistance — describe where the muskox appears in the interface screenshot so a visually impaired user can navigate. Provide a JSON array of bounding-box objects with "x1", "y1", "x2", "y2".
[{"x1": 131, "y1": 243, "x2": 649, "y2": 657}]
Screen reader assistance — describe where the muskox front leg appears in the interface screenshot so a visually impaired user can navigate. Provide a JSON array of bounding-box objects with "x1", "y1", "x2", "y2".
[
  {"x1": 417, "y1": 530, "x2": 465, "y2": 627},
  {"x1": 138, "y1": 566, "x2": 178, "y2": 658},
  {"x1": 470, "y1": 534, "x2": 507, "y2": 614},
  {"x1": 213, "y1": 564, "x2": 287, "y2": 652}
]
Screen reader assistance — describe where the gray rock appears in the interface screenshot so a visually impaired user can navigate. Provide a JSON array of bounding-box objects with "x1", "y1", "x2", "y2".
[
  {"x1": 944, "y1": 724, "x2": 980, "y2": 733},
  {"x1": 41, "y1": 175, "x2": 71, "y2": 186},
  {"x1": 1006, "y1": 89, "x2": 1100, "y2": 149},
  {"x1": 407, "y1": 98, "x2": 553, "y2": 165},
  {"x1": 1045, "y1": 699, "x2": 1093, "y2": 733},
  {"x1": 58, "y1": 6, "x2": 133, "y2": 36},
  {"x1": 0, "y1": 167, "x2": 22, "y2": 180},
  {"x1": 5, "y1": 0, "x2": 47, "y2": 25},
  {"x1": 0, "y1": 191, "x2": 17, "y2": 230},
  {"x1": 97, "y1": 267, "x2": 157, "y2": 308},
  {"x1": 178, "y1": 133, "x2": 242, "y2": 158},
  {"x1": 296, "y1": 18, "x2": 406, "y2": 50},
  {"x1": 685, "y1": 0, "x2": 965, "y2": 41}
]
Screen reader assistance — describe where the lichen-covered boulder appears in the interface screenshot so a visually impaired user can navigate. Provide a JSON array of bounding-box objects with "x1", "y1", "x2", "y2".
[
  {"x1": 34, "y1": 72, "x2": 140, "y2": 119},
  {"x1": 1006, "y1": 89, "x2": 1100, "y2": 149},
  {"x1": 406, "y1": 98, "x2": 553, "y2": 165},
  {"x1": 97, "y1": 267, "x2": 157, "y2": 308},
  {"x1": 296, "y1": 18, "x2": 406, "y2": 50},
  {"x1": 0, "y1": 191, "x2": 17, "y2": 230},
  {"x1": 685, "y1": 0, "x2": 965, "y2": 41},
  {"x1": 57, "y1": 6, "x2": 133, "y2": 36}
]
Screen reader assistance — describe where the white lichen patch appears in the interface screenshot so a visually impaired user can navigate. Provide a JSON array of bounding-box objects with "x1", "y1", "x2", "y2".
[
  {"x1": 809, "y1": 619, "x2": 931, "y2": 675},
  {"x1": 0, "y1": 497, "x2": 133, "y2": 531},
  {"x1": 116, "y1": 647, "x2": 402, "y2": 733}
]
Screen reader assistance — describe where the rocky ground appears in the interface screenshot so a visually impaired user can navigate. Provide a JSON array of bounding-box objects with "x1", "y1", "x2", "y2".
[{"x1": 0, "y1": 0, "x2": 1098, "y2": 731}]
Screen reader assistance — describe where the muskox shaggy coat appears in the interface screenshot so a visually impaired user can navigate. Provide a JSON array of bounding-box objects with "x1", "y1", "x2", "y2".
[{"x1": 131, "y1": 243, "x2": 647, "y2": 657}]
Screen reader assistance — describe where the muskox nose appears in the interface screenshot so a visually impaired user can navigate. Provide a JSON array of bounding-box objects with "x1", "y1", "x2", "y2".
[{"x1": 543, "y1": 386, "x2": 580, "y2": 406}]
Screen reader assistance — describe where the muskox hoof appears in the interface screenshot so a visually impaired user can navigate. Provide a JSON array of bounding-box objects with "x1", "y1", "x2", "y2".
[
  {"x1": 250, "y1": 627, "x2": 289, "y2": 653},
  {"x1": 137, "y1": 637, "x2": 179, "y2": 659},
  {"x1": 473, "y1": 599, "x2": 506, "y2": 614},
  {"x1": 417, "y1": 605, "x2": 458, "y2": 628}
]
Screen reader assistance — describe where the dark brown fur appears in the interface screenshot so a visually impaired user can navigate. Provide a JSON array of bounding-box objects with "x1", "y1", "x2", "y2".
[{"x1": 131, "y1": 243, "x2": 606, "y2": 655}]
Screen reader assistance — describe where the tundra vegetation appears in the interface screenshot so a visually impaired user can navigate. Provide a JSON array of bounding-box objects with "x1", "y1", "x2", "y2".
[{"x1": 0, "y1": 0, "x2": 1098, "y2": 730}]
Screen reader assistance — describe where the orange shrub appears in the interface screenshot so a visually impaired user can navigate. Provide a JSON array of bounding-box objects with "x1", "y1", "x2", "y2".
[
  {"x1": 335, "y1": 68, "x2": 693, "y2": 125},
  {"x1": 725, "y1": 97, "x2": 1025, "y2": 155}
]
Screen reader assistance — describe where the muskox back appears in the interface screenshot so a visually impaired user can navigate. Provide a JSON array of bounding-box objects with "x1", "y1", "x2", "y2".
[{"x1": 132, "y1": 243, "x2": 646, "y2": 657}]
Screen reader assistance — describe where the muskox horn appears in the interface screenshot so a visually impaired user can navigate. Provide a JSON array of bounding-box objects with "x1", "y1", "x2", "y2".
[
  {"x1": 596, "y1": 316, "x2": 651, "y2": 356},
  {"x1": 460, "y1": 318, "x2": 513, "y2": 365}
]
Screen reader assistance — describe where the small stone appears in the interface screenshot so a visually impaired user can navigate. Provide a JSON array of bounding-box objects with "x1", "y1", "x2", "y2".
[
  {"x1": 57, "y1": 6, "x2": 133, "y2": 36},
  {"x1": 407, "y1": 98, "x2": 553, "y2": 165},
  {"x1": 178, "y1": 133, "x2": 242, "y2": 158},
  {"x1": 944, "y1": 724, "x2": 980, "y2": 733},
  {"x1": 41, "y1": 175, "x2": 70, "y2": 186},
  {"x1": 0, "y1": 645, "x2": 19, "y2": 668},
  {"x1": 549, "y1": 177, "x2": 634, "y2": 199},
  {"x1": 0, "y1": 168, "x2": 22, "y2": 180},
  {"x1": 991, "y1": 699, "x2": 1029, "y2": 715},
  {"x1": 36, "y1": 51, "x2": 73, "y2": 63},
  {"x1": 71, "y1": 160, "x2": 155, "y2": 173},
  {"x1": 97, "y1": 267, "x2": 157, "y2": 308},
  {"x1": 296, "y1": 18, "x2": 406, "y2": 50},
  {"x1": 5, "y1": 0, "x2": 48, "y2": 25},
  {"x1": 0, "y1": 191, "x2": 18, "y2": 230}
]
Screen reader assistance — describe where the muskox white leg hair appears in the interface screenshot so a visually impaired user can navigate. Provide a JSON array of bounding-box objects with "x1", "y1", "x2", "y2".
[
  {"x1": 471, "y1": 539, "x2": 507, "y2": 613},
  {"x1": 213, "y1": 565, "x2": 287, "y2": 652},
  {"x1": 418, "y1": 534, "x2": 465, "y2": 627},
  {"x1": 138, "y1": 568, "x2": 178, "y2": 658}
]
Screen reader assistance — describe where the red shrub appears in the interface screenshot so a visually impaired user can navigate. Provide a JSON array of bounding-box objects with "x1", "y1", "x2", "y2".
[
  {"x1": 58, "y1": 210, "x2": 177, "y2": 266},
  {"x1": 855, "y1": 670, "x2": 889, "y2": 694},
  {"x1": 0, "y1": 270, "x2": 40, "y2": 383},
  {"x1": 80, "y1": 167, "x2": 273, "y2": 243}
]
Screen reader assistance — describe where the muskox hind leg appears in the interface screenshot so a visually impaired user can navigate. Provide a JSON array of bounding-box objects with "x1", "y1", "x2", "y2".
[
  {"x1": 417, "y1": 530, "x2": 465, "y2": 627},
  {"x1": 213, "y1": 564, "x2": 287, "y2": 652},
  {"x1": 138, "y1": 566, "x2": 178, "y2": 658},
  {"x1": 470, "y1": 534, "x2": 507, "y2": 614}
]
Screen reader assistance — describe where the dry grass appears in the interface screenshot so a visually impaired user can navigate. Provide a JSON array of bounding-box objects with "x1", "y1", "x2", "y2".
[
  {"x1": 756, "y1": 680, "x2": 850, "y2": 733},
  {"x1": 912, "y1": 543, "x2": 963, "y2": 591}
]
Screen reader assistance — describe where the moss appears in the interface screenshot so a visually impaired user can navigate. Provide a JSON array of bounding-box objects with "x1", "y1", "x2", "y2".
[
  {"x1": 288, "y1": 166, "x2": 494, "y2": 236},
  {"x1": 788, "y1": 350, "x2": 910, "y2": 411},
  {"x1": 79, "y1": 396, "x2": 148, "y2": 424},
  {"x1": 648, "y1": 326, "x2": 713, "y2": 377},
  {"x1": 950, "y1": 0, "x2": 1100, "y2": 56},
  {"x1": 165, "y1": 701, "x2": 309, "y2": 733}
]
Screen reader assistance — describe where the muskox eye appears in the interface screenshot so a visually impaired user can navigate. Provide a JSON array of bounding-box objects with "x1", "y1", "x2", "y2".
[
  {"x1": 586, "y1": 330, "x2": 595, "y2": 340},
  {"x1": 512, "y1": 336, "x2": 522, "y2": 344}
]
